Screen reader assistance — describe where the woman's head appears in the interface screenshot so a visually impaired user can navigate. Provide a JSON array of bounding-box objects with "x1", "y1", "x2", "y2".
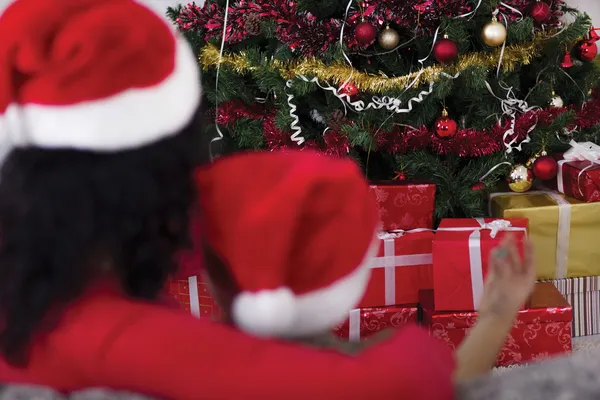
[{"x1": 0, "y1": 0, "x2": 205, "y2": 365}]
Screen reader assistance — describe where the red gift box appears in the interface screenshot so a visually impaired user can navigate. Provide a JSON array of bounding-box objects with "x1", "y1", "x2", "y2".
[
  {"x1": 557, "y1": 160, "x2": 600, "y2": 203},
  {"x1": 165, "y1": 276, "x2": 221, "y2": 319},
  {"x1": 333, "y1": 305, "x2": 418, "y2": 342},
  {"x1": 433, "y1": 218, "x2": 528, "y2": 311},
  {"x1": 420, "y1": 283, "x2": 573, "y2": 367},
  {"x1": 358, "y1": 230, "x2": 433, "y2": 307},
  {"x1": 369, "y1": 181, "x2": 436, "y2": 230}
]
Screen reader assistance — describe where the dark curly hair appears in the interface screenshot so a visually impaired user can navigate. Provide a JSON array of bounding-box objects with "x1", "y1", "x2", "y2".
[{"x1": 0, "y1": 107, "x2": 208, "y2": 366}]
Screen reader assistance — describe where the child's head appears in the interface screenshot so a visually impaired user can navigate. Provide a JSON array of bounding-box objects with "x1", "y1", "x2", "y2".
[{"x1": 196, "y1": 151, "x2": 379, "y2": 338}]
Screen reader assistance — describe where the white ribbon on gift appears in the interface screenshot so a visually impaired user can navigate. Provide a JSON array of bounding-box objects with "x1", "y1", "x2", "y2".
[
  {"x1": 188, "y1": 276, "x2": 201, "y2": 318},
  {"x1": 347, "y1": 229, "x2": 433, "y2": 342},
  {"x1": 557, "y1": 140, "x2": 600, "y2": 198},
  {"x1": 489, "y1": 191, "x2": 571, "y2": 279},
  {"x1": 437, "y1": 218, "x2": 526, "y2": 309},
  {"x1": 372, "y1": 229, "x2": 433, "y2": 306}
]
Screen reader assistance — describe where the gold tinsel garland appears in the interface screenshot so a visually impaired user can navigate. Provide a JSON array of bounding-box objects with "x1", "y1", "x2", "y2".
[{"x1": 199, "y1": 35, "x2": 547, "y2": 94}]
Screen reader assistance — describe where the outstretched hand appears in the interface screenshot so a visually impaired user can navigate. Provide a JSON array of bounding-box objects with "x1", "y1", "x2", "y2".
[{"x1": 478, "y1": 234, "x2": 536, "y2": 324}]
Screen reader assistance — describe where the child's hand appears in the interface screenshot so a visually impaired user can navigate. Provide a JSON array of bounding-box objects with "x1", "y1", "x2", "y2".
[{"x1": 478, "y1": 234, "x2": 536, "y2": 324}]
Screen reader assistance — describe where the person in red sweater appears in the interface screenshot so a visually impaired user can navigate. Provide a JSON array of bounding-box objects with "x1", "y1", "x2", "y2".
[{"x1": 0, "y1": 0, "x2": 535, "y2": 399}]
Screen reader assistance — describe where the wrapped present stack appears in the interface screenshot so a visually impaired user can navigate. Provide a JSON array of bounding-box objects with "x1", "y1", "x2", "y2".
[
  {"x1": 490, "y1": 141, "x2": 600, "y2": 338},
  {"x1": 333, "y1": 179, "x2": 574, "y2": 367}
]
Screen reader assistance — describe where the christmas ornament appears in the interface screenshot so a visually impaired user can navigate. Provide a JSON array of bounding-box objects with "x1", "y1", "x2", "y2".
[
  {"x1": 471, "y1": 182, "x2": 485, "y2": 191},
  {"x1": 393, "y1": 171, "x2": 407, "y2": 180},
  {"x1": 576, "y1": 40, "x2": 598, "y2": 62},
  {"x1": 355, "y1": 21, "x2": 377, "y2": 46},
  {"x1": 433, "y1": 35, "x2": 458, "y2": 64},
  {"x1": 481, "y1": 16, "x2": 507, "y2": 47},
  {"x1": 435, "y1": 108, "x2": 458, "y2": 138},
  {"x1": 530, "y1": 1, "x2": 551, "y2": 23},
  {"x1": 532, "y1": 155, "x2": 558, "y2": 180},
  {"x1": 508, "y1": 164, "x2": 534, "y2": 193},
  {"x1": 339, "y1": 81, "x2": 359, "y2": 98},
  {"x1": 590, "y1": 26, "x2": 600, "y2": 42},
  {"x1": 244, "y1": 13, "x2": 262, "y2": 36},
  {"x1": 550, "y1": 90, "x2": 564, "y2": 108},
  {"x1": 526, "y1": 153, "x2": 541, "y2": 168},
  {"x1": 560, "y1": 50, "x2": 574, "y2": 68},
  {"x1": 378, "y1": 26, "x2": 400, "y2": 50}
]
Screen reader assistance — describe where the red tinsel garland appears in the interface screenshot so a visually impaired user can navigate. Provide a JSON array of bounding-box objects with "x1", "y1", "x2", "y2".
[
  {"x1": 216, "y1": 90, "x2": 600, "y2": 158},
  {"x1": 176, "y1": 0, "x2": 564, "y2": 57}
]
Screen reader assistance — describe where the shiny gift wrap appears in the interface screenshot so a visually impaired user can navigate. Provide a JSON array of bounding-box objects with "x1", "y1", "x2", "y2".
[
  {"x1": 557, "y1": 160, "x2": 600, "y2": 203},
  {"x1": 369, "y1": 181, "x2": 436, "y2": 230},
  {"x1": 359, "y1": 230, "x2": 433, "y2": 308},
  {"x1": 421, "y1": 283, "x2": 573, "y2": 367},
  {"x1": 489, "y1": 190, "x2": 600, "y2": 279},
  {"x1": 333, "y1": 305, "x2": 418, "y2": 342},
  {"x1": 433, "y1": 218, "x2": 528, "y2": 311},
  {"x1": 166, "y1": 276, "x2": 221, "y2": 319}
]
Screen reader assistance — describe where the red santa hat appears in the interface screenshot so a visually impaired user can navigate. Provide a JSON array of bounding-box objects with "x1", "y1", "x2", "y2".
[
  {"x1": 196, "y1": 151, "x2": 380, "y2": 338},
  {"x1": 0, "y1": 0, "x2": 199, "y2": 161}
]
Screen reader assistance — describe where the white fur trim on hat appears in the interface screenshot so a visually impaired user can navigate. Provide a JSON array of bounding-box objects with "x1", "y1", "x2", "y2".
[
  {"x1": 231, "y1": 233, "x2": 380, "y2": 338},
  {"x1": 232, "y1": 287, "x2": 297, "y2": 337},
  {"x1": 1, "y1": 36, "x2": 200, "y2": 152}
]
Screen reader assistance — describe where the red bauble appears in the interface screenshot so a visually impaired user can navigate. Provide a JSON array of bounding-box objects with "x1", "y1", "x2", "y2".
[
  {"x1": 530, "y1": 1, "x2": 551, "y2": 23},
  {"x1": 532, "y1": 155, "x2": 558, "y2": 180},
  {"x1": 433, "y1": 38, "x2": 458, "y2": 64},
  {"x1": 435, "y1": 113, "x2": 458, "y2": 138},
  {"x1": 339, "y1": 82, "x2": 359, "y2": 97},
  {"x1": 355, "y1": 22, "x2": 377, "y2": 45},
  {"x1": 577, "y1": 40, "x2": 598, "y2": 62},
  {"x1": 471, "y1": 182, "x2": 485, "y2": 191}
]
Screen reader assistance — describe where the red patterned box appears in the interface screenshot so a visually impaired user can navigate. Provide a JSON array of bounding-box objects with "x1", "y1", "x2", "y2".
[
  {"x1": 433, "y1": 218, "x2": 528, "y2": 311},
  {"x1": 369, "y1": 181, "x2": 436, "y2": 231},
  {"x1": 557, "y1": 160, "x2": 600, "y2": 203},
  {"x1": 333, "y1": 305, "x2": 418, "y2": 342},
  {"x1": 359, "y1": 230, "x2": 433, "y2": 308},
  {"x1": 420, "y1": 283, "x2": 573, "y2": 367},
  {"x1": 165, "y1": 275, "x2": 221, "y2": 319}
]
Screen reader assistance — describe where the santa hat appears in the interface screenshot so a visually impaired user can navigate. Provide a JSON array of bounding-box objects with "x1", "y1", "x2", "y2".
[
  {"x1": 0, "y1": 0, "x2": 200, "y2": 162},
  {"x1": 196, "y1": 151, "x2": 379, "y2": 338}
]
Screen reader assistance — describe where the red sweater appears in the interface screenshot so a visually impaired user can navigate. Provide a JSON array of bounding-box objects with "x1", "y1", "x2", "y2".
[{"x1": 0, "y1": 283, "x2": 455, "y2": 399}]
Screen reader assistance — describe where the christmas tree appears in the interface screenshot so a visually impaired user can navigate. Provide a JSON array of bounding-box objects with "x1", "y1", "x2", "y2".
[{"x1": 167, "y1": 0, "x2": 600, "y2": 220}]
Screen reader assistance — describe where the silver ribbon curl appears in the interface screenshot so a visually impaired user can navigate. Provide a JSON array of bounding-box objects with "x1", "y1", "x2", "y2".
[{"x1": 485, "y1": 81, "x2": 539, "y2": 154}]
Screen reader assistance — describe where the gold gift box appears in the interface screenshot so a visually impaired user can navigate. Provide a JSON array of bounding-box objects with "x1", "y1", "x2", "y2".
[{"x1": 489, "y1": 190, "x2": 600, "y2": 280}]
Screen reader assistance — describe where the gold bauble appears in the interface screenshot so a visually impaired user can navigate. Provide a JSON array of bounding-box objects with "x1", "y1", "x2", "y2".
[
  {"x1": 378, "y1": 27, "x2": 400, "y2": 50},
  {"x1": 481, "y1": 18, "x2": 507, "y2": 47},
  {"x1": 508, "y1": 164, "x2": 534, "y2": 193}
]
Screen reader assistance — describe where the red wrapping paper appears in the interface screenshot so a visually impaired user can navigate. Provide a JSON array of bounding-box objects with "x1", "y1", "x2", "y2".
[
  {"x1": 433, "y1": 218, "x2": 528, "y2": 311},
  {"x1": 358, "y1": 230, "x2": 433, "y2": 308},
  {"x1": 165, "y1": 276, "x2": 221, "y2": 319},
  {"x1": 421, "y1": 283, "x2": 573, "y2": 367},
  {"x1": 557, "y1": 160, "x2": 600, "y2": 203},
  {"x1": 333, "y1": 305, "x2": 418, "y2": 341},
  {"x1": 369, "y1": 181, "x2": 436, "y2": 230}
]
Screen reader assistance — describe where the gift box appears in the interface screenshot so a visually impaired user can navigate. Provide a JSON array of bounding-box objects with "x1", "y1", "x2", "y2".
[
  {"x1": 165, "y1": 276, "x2": 221, "y2": 319},
  {"x1": 433, "y1": 218, "x2": 528, "y2": 311},
  {"x1": 421, "y1": 283, "x2": 573, "y2": 367},
  {"x1": 358, "y1": 230, "x2": 433, "y2": 308},
  {"x1": 489, "y1": 190, "x2": 600, "y2": 280},
  {"x1": 557, "y1": 160, "x2": 600, "y2": 203},
  {"x1": 549, "y1": 276, "x2": 600, "y2": 337},
  {"x1": 369, "y1": 181, "x2": 436, "y2": 230},
  {"x1": 555, "y1": 141, "x2": 600, "y2": 203},
  {"x1": 333, "y1": 304, "x2": 418, "y2": 342}
]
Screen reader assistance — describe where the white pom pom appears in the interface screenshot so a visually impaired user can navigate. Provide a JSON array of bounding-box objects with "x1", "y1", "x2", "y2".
[{"x1": 232, "y1": 287, "x2": 297, "y2": 337}]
